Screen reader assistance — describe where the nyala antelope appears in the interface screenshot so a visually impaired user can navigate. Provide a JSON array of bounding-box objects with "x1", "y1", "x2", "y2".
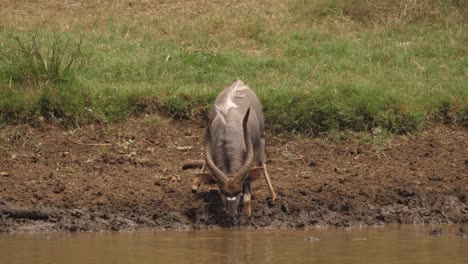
[{"x1": 193, "y1": 80, "x2": 277, "y2": 221}]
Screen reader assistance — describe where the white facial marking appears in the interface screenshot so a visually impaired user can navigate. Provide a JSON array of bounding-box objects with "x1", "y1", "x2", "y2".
[{"x1": 226, "y1": 197, "x2": 237, "y2": 201}]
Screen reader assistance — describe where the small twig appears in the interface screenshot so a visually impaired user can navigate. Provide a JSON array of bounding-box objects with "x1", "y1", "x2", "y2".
[
  {"x1": 182, "y1": 159, "x2": 204, "y2": 170},
  {"x1": 176, "y1": 146, "x2": 193, "y2": 151},
  {"x1": 67, "y1": 137, "x2": 111, "y2": 146},
  {"x1": 143, "y1": 139, "x2": 158, "y2": 146}
]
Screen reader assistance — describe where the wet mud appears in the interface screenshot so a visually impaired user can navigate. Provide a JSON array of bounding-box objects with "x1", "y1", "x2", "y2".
[{"x1": 0, "y1": 117, "x2": 467, "y2": 232}]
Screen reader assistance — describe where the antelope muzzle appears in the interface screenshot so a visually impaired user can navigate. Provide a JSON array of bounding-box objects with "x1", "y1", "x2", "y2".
[{"x1": 222, "y1": 193, "x2": 242, "y2": 221}]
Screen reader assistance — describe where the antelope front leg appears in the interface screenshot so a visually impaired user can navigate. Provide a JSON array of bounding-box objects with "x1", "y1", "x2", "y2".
[
  {"x1": 262, "y1": 162, "x2": 277, "y2": 200},
  {"x1": 191, "y1": 163, "x2": 205, "y2": 193}
]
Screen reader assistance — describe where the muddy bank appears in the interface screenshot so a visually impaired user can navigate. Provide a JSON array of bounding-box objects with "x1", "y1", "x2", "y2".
[{"x1": 0, "y1": 117, "x2": 467, "y2": 232}]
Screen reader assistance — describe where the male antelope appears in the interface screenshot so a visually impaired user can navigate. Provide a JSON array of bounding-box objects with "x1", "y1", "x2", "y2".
[{"x1": 194, "y1": 80, "x2": 276, "y2": 220}]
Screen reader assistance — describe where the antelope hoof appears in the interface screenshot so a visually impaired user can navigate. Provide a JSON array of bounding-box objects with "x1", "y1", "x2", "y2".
[{"x1": 191, "y1": 183, "x2": 201, "y2": 193}]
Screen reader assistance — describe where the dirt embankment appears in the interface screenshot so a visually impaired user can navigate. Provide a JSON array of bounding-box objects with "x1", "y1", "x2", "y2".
[{"x1": 0, "y1": 117, "x2": 467, "y2": 232}]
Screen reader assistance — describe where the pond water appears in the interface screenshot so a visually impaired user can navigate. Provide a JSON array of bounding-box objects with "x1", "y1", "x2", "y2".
[{"x1": 0, "y1": 225, "x2": 466, "y2": 264}]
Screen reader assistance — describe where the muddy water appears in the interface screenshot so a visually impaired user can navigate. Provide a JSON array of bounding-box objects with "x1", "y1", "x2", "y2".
[{"x1": 0, "y1": 226, "x2": 466, "y2": 264}]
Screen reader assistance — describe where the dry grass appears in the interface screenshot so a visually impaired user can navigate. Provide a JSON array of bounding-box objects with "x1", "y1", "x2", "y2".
[
  {"x1": 2, "y1": 0, "x2": 464, "y2": 28},
  {"x1": 1, "y1": 1, "x2": 464, "y2": 53},
  {"x1": 2, "y1": 1, "x2": 464, "y2": 52},
  {"x1": 0, "y1": 0, "x2": 287, "y2": 53},
  {"x1": 0, "y1": 1, "x2": 284, "y2": 29}
]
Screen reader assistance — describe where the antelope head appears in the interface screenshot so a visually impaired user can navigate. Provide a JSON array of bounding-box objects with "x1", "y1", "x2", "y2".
[{"x1": 198, "y1": 108, "x2": 263, "y2": 220}]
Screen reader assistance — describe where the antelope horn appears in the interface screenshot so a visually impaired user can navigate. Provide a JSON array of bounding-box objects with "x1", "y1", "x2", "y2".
[
  {"x1": 204, "y1": 121, "x2": 230, "y2": 184},
  {"x1": 233, "y1": 108, "x2": 255, "y2": 183}
]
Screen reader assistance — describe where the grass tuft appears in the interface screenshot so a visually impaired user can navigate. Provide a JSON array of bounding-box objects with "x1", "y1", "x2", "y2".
[{"x1": 0, "y1": 33, "x2": 89, "y2": 85}]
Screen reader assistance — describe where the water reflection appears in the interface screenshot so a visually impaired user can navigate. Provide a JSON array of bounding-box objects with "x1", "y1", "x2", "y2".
[{"x1": 0, "y1": 226, "x2": 466, "y2": 264}]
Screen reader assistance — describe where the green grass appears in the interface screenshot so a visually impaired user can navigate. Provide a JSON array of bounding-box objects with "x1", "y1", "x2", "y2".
[
  {"x1": 0, "y1": 34, "x2": 88, "y2": 85},
  {"x1": 0, "y1": 0, "x2": 466, "y2": 134}
]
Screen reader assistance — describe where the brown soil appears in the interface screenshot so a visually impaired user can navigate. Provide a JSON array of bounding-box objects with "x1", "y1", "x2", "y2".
[{"x1": 0, "y1": 117, "x2": 467, "y2": 232}]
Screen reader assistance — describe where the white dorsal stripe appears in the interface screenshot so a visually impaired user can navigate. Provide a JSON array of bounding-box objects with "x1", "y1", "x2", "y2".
[
  {"x1": 212, "y1": 80, "x2": 249, "y2": 127},
  {"x1": 213, "y1": 106, "x2": 226, "y2": 126}
]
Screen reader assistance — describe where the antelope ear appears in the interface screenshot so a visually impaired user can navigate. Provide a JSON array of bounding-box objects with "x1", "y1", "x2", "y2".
[
  {"x1": 245, "y1": 167, "x2": 263, "y2": 182},
  {"x1": 201, "y1": 108, "x2": 210, "y2": 126},
  {"x1": 196, "y1": 172, "x2": 217, "y2": 185}
]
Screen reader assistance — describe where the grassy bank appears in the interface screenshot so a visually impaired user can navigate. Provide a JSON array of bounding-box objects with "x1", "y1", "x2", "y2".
[{"x1": 0, "y1": 0, "x2": 466, "y2": 134}]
